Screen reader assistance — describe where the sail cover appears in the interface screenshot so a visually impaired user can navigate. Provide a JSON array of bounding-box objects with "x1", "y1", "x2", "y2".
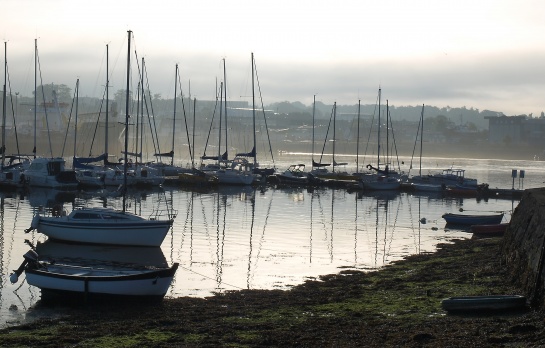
[
  {"x1": 312, "y1": 160, "x2": 330, "y2": 168},
  {"x1": 235, "y1": 146, "x2": 256, "y2": 158},
  {"x1": 73, "y1": 154, "x2": 107, "y2": 169}
]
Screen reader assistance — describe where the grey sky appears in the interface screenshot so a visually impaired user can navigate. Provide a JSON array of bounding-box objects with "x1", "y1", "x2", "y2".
[{"x1": 2, "y1": 0, "x2": 544, "y2": 115}]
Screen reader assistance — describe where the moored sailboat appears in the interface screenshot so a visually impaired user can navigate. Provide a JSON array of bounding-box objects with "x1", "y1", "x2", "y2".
[
  {"x1": 361, "y1": 89, "x2": 401, "y2": 190},
  {"x1": 24, "y1": 31, "x2": 176, "y2": 247}
]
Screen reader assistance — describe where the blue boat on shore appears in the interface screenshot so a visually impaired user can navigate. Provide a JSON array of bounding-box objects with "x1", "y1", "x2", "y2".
[{"x1": 442, "y1": 212, "x2": 504, "y2": 225}]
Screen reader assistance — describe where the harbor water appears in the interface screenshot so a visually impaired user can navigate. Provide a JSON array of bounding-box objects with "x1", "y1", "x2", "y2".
[{"x1": 0, "y1": 155, "x2": 541, "y2": 328}]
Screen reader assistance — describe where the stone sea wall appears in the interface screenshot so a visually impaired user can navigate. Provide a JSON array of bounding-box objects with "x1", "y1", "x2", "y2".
[{"x1": 502, "y1": 188, "x2": 545, "y2": 306}]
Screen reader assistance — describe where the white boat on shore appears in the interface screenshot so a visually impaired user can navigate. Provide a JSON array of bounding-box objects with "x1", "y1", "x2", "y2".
[{"x1": 10, "y1": 249, "x2": 178, "y2": 300}]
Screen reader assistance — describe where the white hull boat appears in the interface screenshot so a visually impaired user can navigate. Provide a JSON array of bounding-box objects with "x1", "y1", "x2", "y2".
[
  {"x1": 363, "y1": 176, "x2": 401, "y2": 191},
  {"x1": 23, "y1": 157, "x2": 79, "y2": 189},
  {"x1": 411, "y1": 182, "x2": 445, "y2": 192},
  {"x1": 27, "y1": 207, "x2": 174, "y2": 247},
  {"x1": 213, "y1": 168, "x2": 256, "y2": 185},
  {"x1": 10, "y1": 250, "x2": 178, "y2": 299}
]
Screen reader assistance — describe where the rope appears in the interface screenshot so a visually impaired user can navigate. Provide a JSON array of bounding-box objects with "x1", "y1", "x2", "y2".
[{"x1": 178, "y1": 263, "x2": 245, "y2": 291}]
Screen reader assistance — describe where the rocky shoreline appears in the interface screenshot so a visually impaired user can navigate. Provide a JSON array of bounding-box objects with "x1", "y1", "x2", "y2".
[{"x1": 1, "y1": 236, "x2": 544, "y2": 347}]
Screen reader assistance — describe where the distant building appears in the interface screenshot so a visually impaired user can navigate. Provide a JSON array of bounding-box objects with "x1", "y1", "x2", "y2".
[{"x1": 485, "y1": 115, "x2": 526, "y2": 144}]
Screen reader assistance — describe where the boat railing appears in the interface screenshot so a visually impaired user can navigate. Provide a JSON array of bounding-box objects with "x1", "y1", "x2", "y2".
[{"x1": 149, "y1": 207, "x2": 177, "y2": 221}]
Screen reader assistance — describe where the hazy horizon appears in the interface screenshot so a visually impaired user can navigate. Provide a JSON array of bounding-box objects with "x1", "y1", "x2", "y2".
[{"x1": 2, "y1": 0, "x2": 544, "y2": 116}]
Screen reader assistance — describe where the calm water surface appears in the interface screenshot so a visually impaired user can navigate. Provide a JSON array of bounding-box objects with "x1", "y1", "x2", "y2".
[{"x1": 0, "y1": 156, "x2": 541, "y2": 327}]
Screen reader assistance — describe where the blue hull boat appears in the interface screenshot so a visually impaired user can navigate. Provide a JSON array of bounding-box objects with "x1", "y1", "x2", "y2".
[{"x1": 442, "y1": 213, "x2": 504, "y2": 225}]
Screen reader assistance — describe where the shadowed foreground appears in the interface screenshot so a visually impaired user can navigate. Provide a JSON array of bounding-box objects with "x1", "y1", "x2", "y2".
[{"x1": 1, "y1": 237, "x2": 544, "y2": 347}]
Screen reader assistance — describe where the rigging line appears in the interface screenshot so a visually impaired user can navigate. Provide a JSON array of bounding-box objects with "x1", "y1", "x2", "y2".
[
  {"x1": 318, "y1": 105, "x2": 334, "y2": 165},
  {"x1": 253, "y1": 56, "x2": 275, "y2": 167},
  {"x1": 408, "y1": 109, "x2": 422, "y2": 176},
  {"x1": 178, "y1": 263, "x2": 245, "y2": 291},
  {"x1": 91, "y1": 47, "x2": 106, "y2": 98},
  {"x1": 362, "y1": 95, "x2": 379, "y2": 167},
  {"x1": 142, "y1": 61, "x2": 161, "y2": 155},
  {"x1": 134, "y1": 56, "x2": 159, "y2": 158},
  {"x1": 177, "y1": 68, "x2": 192, "y2": 166},
  {"x1": 6, "y1": 66, "x2": 21, "y2": 154},
  {"x1": 87, "y1": 86, "x2": 107, "y2": 157},
  {"x1": 61, "y1": 80, "x2": 78, "y2": 157},
  {"x1": 36, "y1": 49, "x2": 53, "y2": 157},
  {"x1": 200, "y1": 80, "x2": 220, "y2": 167},
  {"x1": 388, "y1": 108, "x2": 402, "y2": 172}
]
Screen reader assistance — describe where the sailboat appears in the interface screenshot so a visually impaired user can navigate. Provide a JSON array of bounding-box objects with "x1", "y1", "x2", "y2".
[
  {"x1": 310, "y1": 102, "x2": 358, "y2": 182},
  {"x1": 408, "y1": 105, "x2": 444, "y2": 192},
  {"x1": 73, "y1": 44, "x2": 118, "y2": 188},
  {"x1": 24, "y1": 31, "x2": 176, "y2": 247},
  {"x1": 361, "y1": 89, "x2": 401, "y2": 190},
  {"x1": 234, "y1": 53, "x2": 275, "y2": 178},
  {"x1": 201, "y1": 58, "x2": 257, "y2": 185},
  {"x1": 23, "y1": 39, "x2": 78, "y2": 189},
  {"x1": 408, "y1": 104, "x2": 476, "y2": 190},
  {"x1": 0, "y1": 41, "x2": 30, "y2": 188},
  {"x1": 154, "y1": 63, "x2": 192, "y2": 177}
]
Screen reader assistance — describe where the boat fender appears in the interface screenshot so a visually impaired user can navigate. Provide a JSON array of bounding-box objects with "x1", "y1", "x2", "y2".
[
  {"x1": 52, "y1": 205, "x2": 62, "y2": 217},
  {"x1": 9, "y1": 250, "x2": 39, "y2": 284},
  {"x1": 29, "y1": 215, "x2": 40, "y2": 230}
]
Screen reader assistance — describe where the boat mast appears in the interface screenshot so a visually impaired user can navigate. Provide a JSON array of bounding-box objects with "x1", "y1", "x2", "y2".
[
  {"x1": 2, "y1": 42, "x2": 6, "y2": 167},
  {"x1": 105, "y1": 44, "x2": 109, "y2": 165},
  {"x1": 138, "y1": 57, "x2": 145, "y2": 165},
  {"x1": 223, "y1": 58, "x2": 228, "y2": 161},
  {"x1": 386, "y1": 100, "x2": 389, "y2": 174},
  {"x1": 419, "y1": 104, "x2": 424, "y2": 177},
  {"x1": 123, "y1": 30, "x2": 131, "y2": 210},
  {"x1": 332, "y1": 102, "x2": 336, "y2": 173},
  {"x1": 172, "y1": 64, "x2": 177, "y2": 167},
  {"x1": 356, "y1": 99, "x2": 361, "y2": 173},
  {"x1": 33, "y1": 39, "x2": 37, "y2": 159},
  {"x1": 192, "y1": 97, "x2": 196, "y2": 169},
  {"x1": 251, "y1": 52, "x2": 256, "y2": 167},
  {"x1": 312, "y1": 94, "x2": 315, "y2": 170},
  {"x1": 377, "y1": 88, "x2": 381, "y2": 172},
  {"x1": 72, "y1": 79, "x2": 79, "y2": 168},
  {"x1": 218, "y1": 82, "x2": 223, "y2": 163}
]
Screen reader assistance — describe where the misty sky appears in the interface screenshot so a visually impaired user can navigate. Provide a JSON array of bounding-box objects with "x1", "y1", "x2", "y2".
[{"x1": 2, "y1": 0, "x2": 544, "y2": 116}]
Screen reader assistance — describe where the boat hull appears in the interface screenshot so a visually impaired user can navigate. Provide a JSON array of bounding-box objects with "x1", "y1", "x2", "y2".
[
  {"x1": 442, "y1": 213, "x2": 504, "y2": 225},
  {"x1": 26, "y1": 263, "x2": 178, "y2": 298},
  {"x1": 441, "y1": 295, "x2": 526, "y2": 312},
  {"x1": 35, "y1": 216, "x2": 173, "y2": 247},
  {"x1": 214, "y1": 170, "x2": 255, "y2": 185},
  {"x1": 364, "y1": 179, "x2": 401, "y2": 191},
  {"x1": 411, "y1": 183, "x2": 444, "y2": 192}
]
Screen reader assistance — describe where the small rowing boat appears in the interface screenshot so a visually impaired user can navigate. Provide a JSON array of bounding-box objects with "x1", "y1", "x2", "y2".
[
  {"x1": 10, "y1": 249, "x2": 178, "y2": 300},
  {"x1": 442, "y1": 213, "x2": 504, "y2": 225},
  {"x1": 441, "y1": 295, "x2": 526, "y2": 312}
]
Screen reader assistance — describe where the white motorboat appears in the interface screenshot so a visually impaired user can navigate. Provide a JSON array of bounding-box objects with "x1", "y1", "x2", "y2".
[
  {"x1": 23, "y1": 157, "x2": 79, "y2": 189},
  {"x1": 26, "y1": 206, "x2": 174, "y2": 247},
  {"x1": 273, "y1": 164, "x2": 309, "y2": 185},
  {"x1": 10, "y1": 249, "x2": 178, "y2": 300}
]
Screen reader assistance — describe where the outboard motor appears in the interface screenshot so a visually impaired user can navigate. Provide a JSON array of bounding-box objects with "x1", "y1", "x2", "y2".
[{"x1": 9, "y1": 249, "x2": 39, "y2": 284}]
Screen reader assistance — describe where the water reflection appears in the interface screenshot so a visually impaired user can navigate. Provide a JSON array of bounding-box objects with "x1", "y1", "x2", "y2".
[
  {"x1": 0, "y1": 181, "x2": 518, "y2": 328},
  {"x1": 35, "y1": 240, "x2": 168, "y2": 269}
]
